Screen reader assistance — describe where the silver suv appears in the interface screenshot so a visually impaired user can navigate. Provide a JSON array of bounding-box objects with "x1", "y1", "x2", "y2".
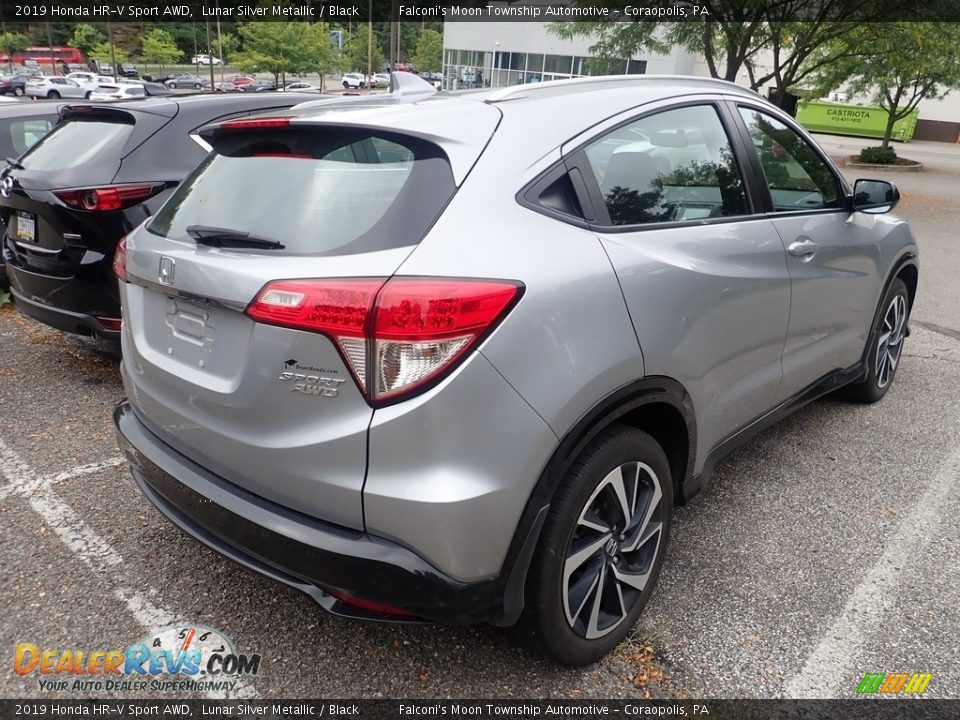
[{"x1": 113, "y1": 75, "x2": 918, "y2": 665}]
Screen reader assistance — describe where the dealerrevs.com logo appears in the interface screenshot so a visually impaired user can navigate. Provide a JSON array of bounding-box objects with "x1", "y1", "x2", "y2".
[{"x1": 14, "y1": 625, "x2": 261, "y2": 693}]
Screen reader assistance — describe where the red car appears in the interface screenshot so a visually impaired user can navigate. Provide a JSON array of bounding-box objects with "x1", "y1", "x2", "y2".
[{"x1": 225, "y1": 75, "x2": 254, "y2": 87}]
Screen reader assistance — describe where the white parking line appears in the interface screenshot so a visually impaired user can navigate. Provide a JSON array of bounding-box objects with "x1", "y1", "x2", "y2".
[
  {"x1": 784, "y1": 442, "x2": 960, "y2": 698},
  {"x1": 0, "y1": 439, "x2": 260, "y2": 699}
]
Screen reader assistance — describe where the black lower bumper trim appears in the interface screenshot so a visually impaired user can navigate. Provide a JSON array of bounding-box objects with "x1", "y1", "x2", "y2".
[
  {"x1": 8, "y1": 285, "x2": 120, "y2": 339},
  {"x1": 113, "y1": 401, "x2": 504, "y2": 624}
]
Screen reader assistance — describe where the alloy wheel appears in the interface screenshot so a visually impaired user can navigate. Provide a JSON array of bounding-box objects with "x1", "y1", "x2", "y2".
[
  {"x1": 876, "y1": 294, "x2": 907, "y2": 389},
  {"x1": 562, "y1": 461, "x2": 664, "y2": 639}
]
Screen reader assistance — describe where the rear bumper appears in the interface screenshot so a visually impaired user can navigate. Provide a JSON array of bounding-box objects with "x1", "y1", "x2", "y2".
[
  {"x1": 113, "y1": 400, "x2": 509, "y2": 624},
  {"x1": 8, "y1": 284, "x2": 121, "y2": 338}
]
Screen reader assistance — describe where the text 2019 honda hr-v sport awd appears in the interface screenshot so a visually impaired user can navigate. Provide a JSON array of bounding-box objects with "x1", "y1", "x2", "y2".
[{"x1": 113, "y1": 75, "x2": 918, "y2": 665}]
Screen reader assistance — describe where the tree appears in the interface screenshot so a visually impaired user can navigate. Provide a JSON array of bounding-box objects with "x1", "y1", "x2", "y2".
[
  {"x1": 232, "y1": 22, "x2": 338, "y2": 86},
  {"x1": 550, "y1": 0, "x2": 922, "y2": 111},
  {"x1": 89, "y1": 41, "x2": 129, "y2": 65},
  {"x1": 815, "y1": 23, "x2": 960, "y2": 147},
  {"x1": 0, "y1": 31, "x2": 29, "y2": 74},
  {"x1": 68, "y1": 24, "x2": 106, "y2": 58},
  {"x1": 140, "y1": 29, "x2": 183, "y2": 69},
  {"x1": 342, "y1": 25, "x2": 384, "y2": 76},
  {"x1": 413, "y1": 28, "x2": 442, "y2": 72}
]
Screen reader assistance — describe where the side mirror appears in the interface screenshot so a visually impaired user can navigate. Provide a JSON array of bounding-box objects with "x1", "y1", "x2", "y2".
[{"x1": 852, "y1": 179, "x2": 900, "y2": 214}]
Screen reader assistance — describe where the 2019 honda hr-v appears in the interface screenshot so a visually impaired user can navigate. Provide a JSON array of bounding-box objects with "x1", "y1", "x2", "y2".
[{"x1": 113, "y1": 75, "x2": 918, "y2": 665}]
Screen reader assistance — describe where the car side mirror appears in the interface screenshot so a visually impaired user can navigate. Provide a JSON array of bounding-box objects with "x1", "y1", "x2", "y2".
[{"x1": 852, "y1": 179, "x2": 900, "y2": 214}]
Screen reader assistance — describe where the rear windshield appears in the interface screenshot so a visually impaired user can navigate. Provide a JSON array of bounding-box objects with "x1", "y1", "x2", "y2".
[
  {"x1": 147, "y1": 127, "x2": 455, "y2": 255},
  {"x1": 19, "y1": 117, "x2": 133, "y2": 171}
]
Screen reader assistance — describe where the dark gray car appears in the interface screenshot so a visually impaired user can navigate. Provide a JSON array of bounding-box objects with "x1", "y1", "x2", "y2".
[{"x1": 113, "y1": 75, "x2": 918, "y2": 665}]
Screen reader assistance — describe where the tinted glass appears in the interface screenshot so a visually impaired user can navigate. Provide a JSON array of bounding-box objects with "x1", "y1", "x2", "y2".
[
  {"x1": 0, "y1": 117, "x2": 53, "y2": 156},
  {"x1": 18, "y1": 118, "x2": 134, "y2": 171},
  {"x1": 148, "y1": 128, "x2": 455, "y2": 256},
  {"x1": 738, "y1": 107, "x2": 841, "y2": 211},
  {"x1": 585, "y1": 104, "x2": 749, "y2": 226}
]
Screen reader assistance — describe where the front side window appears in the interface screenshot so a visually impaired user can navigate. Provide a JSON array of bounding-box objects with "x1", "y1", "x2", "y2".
[
  {"x1": 738, "y1": 106, "x2": 841, "y2": 212},
  {"x1": 584, "y1": 104, "x2": 749, "y2": 226}
]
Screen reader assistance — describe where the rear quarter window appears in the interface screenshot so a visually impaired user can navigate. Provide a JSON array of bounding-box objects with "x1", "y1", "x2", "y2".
[
  {"x1": 147, "y1": 127, "x2": 455, "y2": 256},
  {"x1": 0, "y1": 116, "x2": 53, "y2": 156}
]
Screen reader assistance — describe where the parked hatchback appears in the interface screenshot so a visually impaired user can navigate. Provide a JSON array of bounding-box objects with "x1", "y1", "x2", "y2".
[
  {"x1": 113, "y1": 75, "x2": 918, "y2": 665},
  {"x1": 0, "y1": 92, "x2": 324, "y2": 338},
  {"x1": 0, "y1": 102, "x2": 60, "y2": 289}
]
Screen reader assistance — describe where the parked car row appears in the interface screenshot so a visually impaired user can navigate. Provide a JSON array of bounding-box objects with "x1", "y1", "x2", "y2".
[{"x1": 0, "y1": 74, "x2": 919, "y2": 668}]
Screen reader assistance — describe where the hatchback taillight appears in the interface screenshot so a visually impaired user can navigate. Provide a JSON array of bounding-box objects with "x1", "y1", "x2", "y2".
[
  {"x1": 245, "y1": 277, "x2": 523, "y2": 405},
  {"x1": 113, "y1": 237, "x2": 128, "y2": 282},
  {"x1": 54, "y1": 184, "x2": 163, "y2": 212}
]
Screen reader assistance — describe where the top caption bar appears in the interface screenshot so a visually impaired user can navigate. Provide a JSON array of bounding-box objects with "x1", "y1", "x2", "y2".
[{"x1": 4, "y1": 0, "x2": 960, "y2": 23}]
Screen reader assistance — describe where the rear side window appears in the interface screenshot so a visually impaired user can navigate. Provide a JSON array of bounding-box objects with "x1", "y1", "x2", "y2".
[
  {"x1": 584, "y1": 104, "x2": 749, "y2": 226},
  {"x1": 18, "y1": 118, "x2": 134, "y2": 171},
  {"x1": 147, "y1": 127, "x2": 455, "y2": 255}
]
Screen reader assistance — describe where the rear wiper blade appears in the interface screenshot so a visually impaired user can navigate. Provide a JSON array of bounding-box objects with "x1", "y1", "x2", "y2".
[
  {"x1": 5, "y1": 157, "x2": 23, "y2": 170},
  {"x1": 186, "y1": 224, "x2": 285, "y2": 249}
]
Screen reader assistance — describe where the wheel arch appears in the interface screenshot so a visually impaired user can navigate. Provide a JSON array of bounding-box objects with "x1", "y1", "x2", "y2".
[{"x1": 495, "y1": 376, "x2": 697, "y2": 625}]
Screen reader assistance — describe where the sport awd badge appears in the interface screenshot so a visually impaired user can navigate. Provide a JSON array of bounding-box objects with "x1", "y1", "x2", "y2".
[{"x1": 278, "y1": 360, "x2": 345, "y2": 398}]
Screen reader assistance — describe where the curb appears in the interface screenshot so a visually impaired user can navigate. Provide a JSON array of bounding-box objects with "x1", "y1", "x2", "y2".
[{"x1": 845, "y1": 157, "x2": 924, "y2": 172}]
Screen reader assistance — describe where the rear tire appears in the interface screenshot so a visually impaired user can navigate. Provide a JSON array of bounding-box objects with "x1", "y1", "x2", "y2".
[
  {"x1": 518, "y1": 425, "x2": 673, "y2": 666},
  {"x1": 168, "y1": 82, "x2": 177, "y2": 89},
  {"x1": 14, "y1": 87, "x2": 24, "y2": 97},
  {"x1": 84, "y1": 91, "x2": 92, "y2": 99},
  {"x1": 842, "y1": 278, "x2": 910, "y2": 403},
  {"x1": 342, "y1": 81, "x2": 349, "y2": 89},
  {"x1": 194, "y1": 83, "x2": 202, "y2": 90},
  {"x1": 48, "y1": 91, "x2": 60, "y2": 99}
]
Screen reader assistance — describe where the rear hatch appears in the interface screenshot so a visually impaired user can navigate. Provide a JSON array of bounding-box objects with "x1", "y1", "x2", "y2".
[
  {"x1": 1, "y1": 104, "x2": 175, "y2": 276},
  {"x1": 120, "y1": 108, "x2": 498, "y2": 529}
]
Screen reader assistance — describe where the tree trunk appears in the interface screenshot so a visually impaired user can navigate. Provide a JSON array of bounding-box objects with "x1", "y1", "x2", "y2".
[{"x1": 881, "y1": 109, "x2": 898, "y2": 149}]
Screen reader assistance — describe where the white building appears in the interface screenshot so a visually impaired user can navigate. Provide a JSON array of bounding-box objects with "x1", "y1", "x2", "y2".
[{"x1": 442, "y1": 22, "x2": 960, "y2": 142}]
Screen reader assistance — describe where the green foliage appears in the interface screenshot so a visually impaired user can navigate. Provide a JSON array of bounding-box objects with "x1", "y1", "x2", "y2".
[
  {"x1": 816, "y1": 23, "x2": 960, "y2": 147},
  {"x1": 68, "y1": 24, "x2": 106, "y2": 57},
  {"x1": 140, "y1": 29, "x2": 183, "y2": 67},
  {"x1": 0, "y1": 290, "x2": 10, "y2": 308},
  {"x1": 89, "y1": 41, "x2": 129, "y2": 64},
  {"x1": 0, "y1": 31, "x2": 30, "y2": 71},
  {"x1": 550, "y1": 3, "x2": 926, "y2": 111},
  {"x1": 859, "y1": 146, "x2": 898, "y2": 164},
  {"x1": 413, "y1": 29, "x2": 442, "y2": 73},
  {"x1": 342, "y1": 25, "x2": 384, "y2": 75},
  {"x1": 232, "y1": 22, "x2": 337, "y2": 81}
]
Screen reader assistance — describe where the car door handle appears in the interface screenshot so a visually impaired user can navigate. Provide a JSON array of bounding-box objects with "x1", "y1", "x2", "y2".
[{"x1": 788, "y1": 240, "x2": 819, "y2": 259}]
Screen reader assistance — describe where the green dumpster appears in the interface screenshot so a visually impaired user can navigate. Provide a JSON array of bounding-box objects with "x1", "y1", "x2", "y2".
[{"x1": 796, "y1": 101, "x2": 919, "y2": 142}]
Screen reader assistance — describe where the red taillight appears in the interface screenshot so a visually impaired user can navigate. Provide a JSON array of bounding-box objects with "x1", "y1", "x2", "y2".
[
  {"x1": 113, "y1": 237, "x2": 128, "y2": 282},
  {"x1": 54, "y1": 184, "x2": 161, "y2": 212},
  {"x1": 245, "y1": 277, "x2": 523, "y2": 405},
  {"x1": 220, "y1": 116, "x2": 291, "y2": 131}
]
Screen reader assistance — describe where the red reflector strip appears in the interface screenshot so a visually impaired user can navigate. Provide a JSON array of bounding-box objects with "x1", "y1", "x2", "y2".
[
  {"x1": 96, "y1": 317, "x2": 123, "y2": 331},
  {"x1": 328, "y1": 589, "x2": 415, "y2": 618}
]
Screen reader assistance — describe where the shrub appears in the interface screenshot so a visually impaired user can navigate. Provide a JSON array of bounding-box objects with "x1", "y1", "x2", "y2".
[{"x1": 859, "y1": 146, "x2": 898, "y2": 164}]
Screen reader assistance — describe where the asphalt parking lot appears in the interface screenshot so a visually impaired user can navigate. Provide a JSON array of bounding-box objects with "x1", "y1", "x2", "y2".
[{"x1": 1, "y1": 138, "x2": 958, "y2": 700}]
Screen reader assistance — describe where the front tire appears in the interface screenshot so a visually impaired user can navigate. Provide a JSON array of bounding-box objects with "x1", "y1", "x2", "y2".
[
  {"x1": 14, "y1": 87, "x2": 24, "y2": 97},
  {"x1": 519, "y1": 425, "x2": 673, "y2": 666},
  {"x1": 843, "y1": 278, "x2": 910, "y2": 403},
  {"x1": 168, "y1": 82, "x2": 177, "y2": 89},
  {"x1": 194, "y1": 83, "x2": 202, "y2": 90},
  {"x1": 342, "y1": 80, "x2": 349, "y2": 89}
]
